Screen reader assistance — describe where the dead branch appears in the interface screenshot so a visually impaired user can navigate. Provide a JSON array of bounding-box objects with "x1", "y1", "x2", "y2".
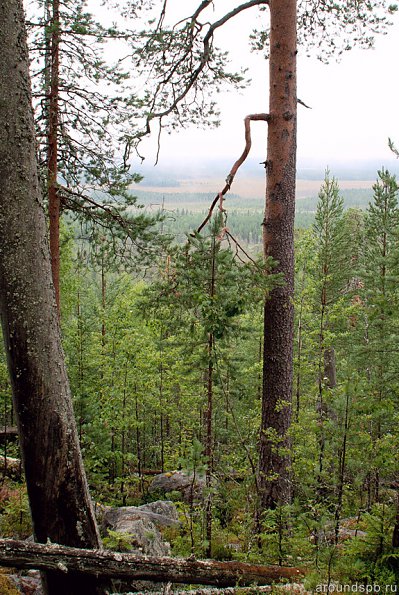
[
  {"x1": 195, "y1": 113, "x2": 270, "y2": 235},
  {"x1": 0, "y1": 539, "x2": 305, "y2": 587},
  {"x1": 225, "y1": 231, "x2": 258, "y2": 266}
]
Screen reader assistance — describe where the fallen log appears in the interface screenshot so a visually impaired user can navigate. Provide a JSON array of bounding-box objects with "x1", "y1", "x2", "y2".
[
  {"x1": 129, "y1": 468, "x2": 163, "y2": 476},
  {"x1": 150, "y1": 587, "x2": 276, "y2": 594},
  {"x1": 0, "y1": 426, "x2": 18, "y2": 440},
  {"x1": 0, "y1": 539, "x2": 304, "y2": 587}
]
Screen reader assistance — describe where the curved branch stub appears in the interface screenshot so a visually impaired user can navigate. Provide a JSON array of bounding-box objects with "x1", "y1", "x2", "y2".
[{"x1": 195, "y1": 113, "x2": 270, "y2": 235}]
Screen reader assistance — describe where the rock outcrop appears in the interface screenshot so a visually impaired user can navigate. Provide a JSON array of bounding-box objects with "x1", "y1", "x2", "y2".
[
  {"x1": 100, "y1": 500, "x2": 179, "y2": 557},
  {"x1": 148, "y1": 471, "x2": 205, "y2": 502}
]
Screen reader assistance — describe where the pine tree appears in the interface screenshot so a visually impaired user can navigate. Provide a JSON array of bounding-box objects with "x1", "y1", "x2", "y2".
[
  {"x1": 142, "y1": 214, "x2": 277, "y2": 555},
  {"x1": 27, "y1": 0, "x2": 160, "y2": 310},
  {"x1": 311, "y1": 172, "x2": 349, "y2": 496},
  {"x1": 360, "y1": 169, "x2": 399, "y2": 504}
]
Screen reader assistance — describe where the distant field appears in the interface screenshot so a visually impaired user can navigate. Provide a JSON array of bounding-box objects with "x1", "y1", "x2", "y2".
[
  {"x1": 132, "y1": 177, "x2": 373, "y2": 200},
  {"x1": 130, "y1": 177, "x2": 374, "y2": 241},
  {"x1": 132, "y1": 177, "x2": 374, "y2": 214}
]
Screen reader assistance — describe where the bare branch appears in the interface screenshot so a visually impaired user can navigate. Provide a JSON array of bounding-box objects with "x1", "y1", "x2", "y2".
[
  {"x1": 225, "y1": 231, "x2": 258, "y2": 266},
  {"x1": 153, "y1": 0, "x2": 168, "y2": 36},
  {"x1": 201, "y1": 0, "x2": 269, "y2": 37},
  {"x1": 144, "y1": 1, "x2": 269, "y2": 127},
  {"x1": 191, "y1": 1, "x2": 214, "y2": 23},
  {"x1": 195, "y1": 113, "x2": 270, "y2": 234}
]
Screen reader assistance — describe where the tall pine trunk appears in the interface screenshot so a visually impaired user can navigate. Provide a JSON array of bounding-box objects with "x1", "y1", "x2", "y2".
[
  {"x1": 0, "y1": 1, "x2": 104, "y2": 593},
  {"x1": 204, "y1": 236, "x2": 217, "y2": 558},
  {"x1": 259, "y1": 0, "x2": 297, "y2": 510}
]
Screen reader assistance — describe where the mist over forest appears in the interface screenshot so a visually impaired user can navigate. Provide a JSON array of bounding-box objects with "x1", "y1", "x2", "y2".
[{"x1": 2, "y1": 0, "x2": 399, "y2": 592}]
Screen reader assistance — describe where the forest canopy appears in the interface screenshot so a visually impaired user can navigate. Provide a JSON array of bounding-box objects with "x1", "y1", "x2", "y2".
[{"x1": 1, "y1": 0, "x2": 399, "y2": 593}]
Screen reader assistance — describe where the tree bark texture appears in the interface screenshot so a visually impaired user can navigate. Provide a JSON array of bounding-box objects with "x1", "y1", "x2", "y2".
[
  {"x1": 259, "y1": 0, "x2": 297, "y2": 509},
  {"x1": 0, "y1": 540, "x2": 305, "y2": 587},
  {"x1": 205, "y1": 237, "x2": 217, "y2": 558},
  {"x1": 0, "y1": 2, "x2": 103, "y2": 593},
  {"x1": 48, "y1": 0, "x2": 61, "y2": 313},
  {"x1": 393, "y1": 494, "x2": 399, "y2": 549},
  {"x1": 323, "y1": 347, "x2": 337, "y2": 389}
]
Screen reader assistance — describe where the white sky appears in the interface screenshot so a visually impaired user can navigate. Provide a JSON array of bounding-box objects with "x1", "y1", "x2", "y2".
[{"x1": 136, "y1": 2, "x2": 399, "y2": 169}]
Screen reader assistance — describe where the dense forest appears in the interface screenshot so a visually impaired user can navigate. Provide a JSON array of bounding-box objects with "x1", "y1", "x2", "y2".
[
  {"x1": 1, "y1": 170, "x2": 399, "y2": 589},
  {"x1": 1, "y1": 0, "x2": 399, "y2": 593},
  {"x1": 133, "y1": 186, "x2": 376, "y2": 245}
]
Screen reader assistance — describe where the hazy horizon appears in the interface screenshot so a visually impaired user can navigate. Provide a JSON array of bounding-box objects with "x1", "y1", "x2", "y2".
[{"x1": 133, "y1": 156, "x2": 399, "y2": 194}]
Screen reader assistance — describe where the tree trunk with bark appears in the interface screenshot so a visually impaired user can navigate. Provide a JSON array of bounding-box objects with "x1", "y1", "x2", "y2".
[
  {"x1": 0, "y1": 1, "x2": 104, "y2": 593},
  {"x1": 48, "y1": 0, "x2": 61, "y2": 314},
  {"x1": 0, "y1": 540, "x2": 305, "y2": 587},
  {"x1": 323, "y1": 347, "x2": 337, "y2": 389},
  {"x1": 204, "y1": 236, "x2": 217, "y2": 558},
  {"x1": 259, "y1": 0, "x2": 297, "y2": 510},
  {"x1": 393, "y1": 494, "x2": 399, "y2": 549}
]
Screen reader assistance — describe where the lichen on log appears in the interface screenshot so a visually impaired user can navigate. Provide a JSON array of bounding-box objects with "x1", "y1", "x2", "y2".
[{"x1": 0, "y1": 539, "x2": 305, "y2": 588}]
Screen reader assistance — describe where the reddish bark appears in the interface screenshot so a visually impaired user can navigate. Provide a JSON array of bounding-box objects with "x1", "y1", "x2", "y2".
[{"x1": 259, "y1": 0, "x2": 297, "y2": 509}]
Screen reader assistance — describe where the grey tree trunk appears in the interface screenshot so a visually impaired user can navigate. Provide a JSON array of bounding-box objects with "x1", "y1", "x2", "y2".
[
  {"x1": 323, "y1": 347, "x2": 337, "y2": 389},
  {"x1": 0, "y1": 1, "x2": 104, "y2": 593}
]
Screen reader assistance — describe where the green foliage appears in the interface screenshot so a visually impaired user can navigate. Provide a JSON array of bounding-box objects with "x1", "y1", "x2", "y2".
[
  {"x1": 313, "y1": 170, "x2": 348, "y2": 297},
  {"x1": 3, "y1": 165, "x2": 399, "y2": 581},
  {"x1": 103, "y1": 529, "x2": 134, "y2": 552},
  {"x1": 0, "y1": 484, "x2": 32, "y2": 539},
  {"x1": 142, "y1": 214, "x2": 279, "y2": 340},
  {"x1": 27, "y1": 0, "x2": 166, "y2": 273},
  {"x1": 180, "y1": 438, "x2": 207, "y2": 479},
  {"x1": 0, "y1": 0, "x2": 393, "y2": 579},
  {"x1": 131, "y1": 8, "x2": 247, "y2": 138},
  {"x1": 333, "y1": 504, "x2": 398, "y2": 585},
  {"x1": 260, "y1": 505, "x2": 294, "y2": 565},
  {"x1": 28, "y1": 0, "x2": 146, "y2": 198},
  {"x1": 251, "y1": 1, "x2": 397, "y2": 62}
]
